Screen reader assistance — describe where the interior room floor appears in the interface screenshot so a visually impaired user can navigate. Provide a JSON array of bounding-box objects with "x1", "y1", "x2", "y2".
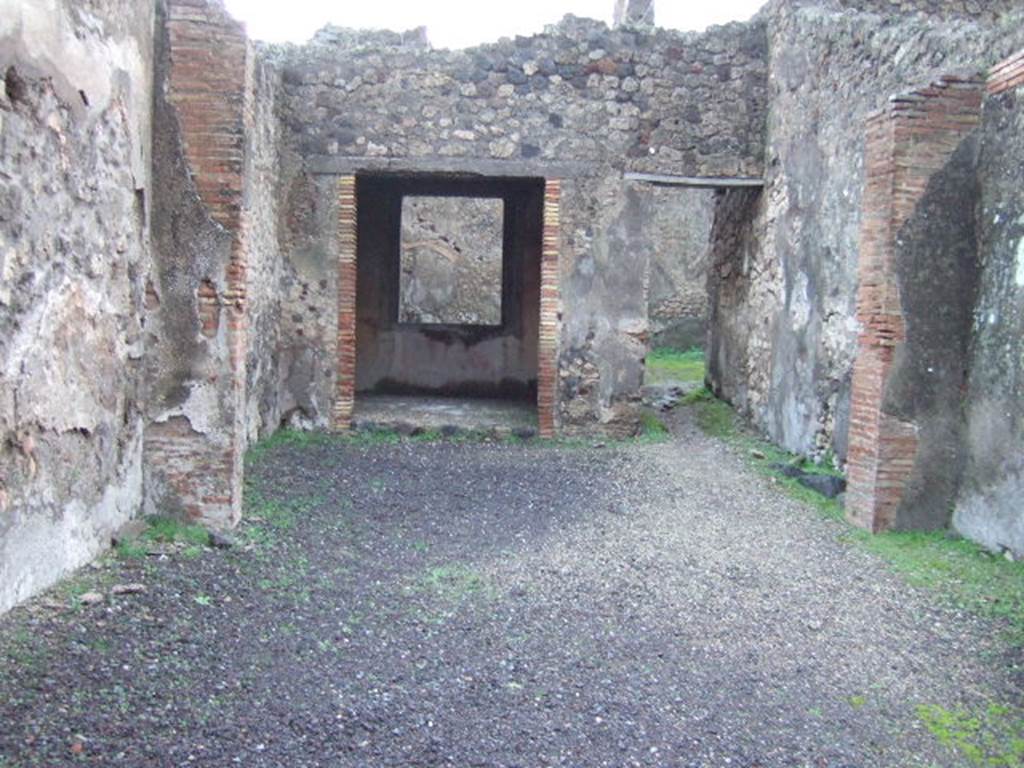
[{"x1": 352, "y1": 393, "x2": 539, "y2": 437}]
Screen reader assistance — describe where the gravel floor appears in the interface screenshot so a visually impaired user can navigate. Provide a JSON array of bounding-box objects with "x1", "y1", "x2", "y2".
[{"x1": 0, "y1": 409, "x2": 1020, "y2": 767}]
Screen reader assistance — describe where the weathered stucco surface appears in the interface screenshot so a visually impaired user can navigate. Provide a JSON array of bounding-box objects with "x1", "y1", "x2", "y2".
[
  {"x1": 707, "y1": 3, "x2": 1024, "y2": 461},
  {"x1": 242, "y1": 51, "x2": 285, "y2": 443},
  {"x1": 645, "y1": 188, "x2": 714, "y2": 351},
  {"x1": 953, "y1": 83, "x2": 1024, "y2": 555},
  {"x1": 884, "y1": 134, "x2": 981, "y2": 530},
  {"x1": 0, "y1": 0, "x2": 155, "y2": 613},
  {"x1": 399, "y1": 196, "x2": 505, "y2": 326},
  {"x1": 142, "y1": 1, "x2": 246, "y2": 529}
]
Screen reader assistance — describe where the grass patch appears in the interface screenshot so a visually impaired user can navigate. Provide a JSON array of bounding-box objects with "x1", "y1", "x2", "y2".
[
  {"x1": 115, "y1": 538, "x2": 150, "y2": 560},
  {"x1": 405, "y1": 563, "x2": 495, "y2": 625},
  {"x1": 240, "y1": 481, "x2": 325, "y2": 549},
  {"x1": 257, "y1": 555, "x2": 313, "y2": 602},
  {"x1": 245, "y1": 428, "x2": 403, "y2": 468},
  {"x1": 409, "y1": 428, "x2": 444, "y2": 443},
  {"x1": 638, "y1": 411, "x2": 670, "y2": 444},
  {"x1": 115, "y1": 515, "x2": 210, "y2": 560},
  {"x1": 684, "y1": 387, "x2": 738, "y2": 439},
  {"x1": 2, "y1": 628, "x2": 49, "y2": 668},
  {"x1": 143, "y1": 516, "x2": 209, "y2": 546},
  {"x1": 645, "y1": 347, "x2": 706, "y2": 385},
  {"x1": 850, "y1": 530, "x2": 1024, "y2": 645},
  {"x1": 683, "y1": 386, "x2": 1024, "y2": 645},
  {"x1": 244, "y1": 420, "x2": 675, "y2": 459},
  {"x1": 417, "y1": 563, "x2": 492, "y2": 604},
  {"x1": 423, "y1": 564, "x2": 487, "y2": 597},
  {"x1": 917, "y1": 702, "x2": 1024, "y2": 767}
]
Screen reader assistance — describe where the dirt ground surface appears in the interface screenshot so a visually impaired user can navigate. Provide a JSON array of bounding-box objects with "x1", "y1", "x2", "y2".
[{"x1": 1, "y1": 410, "x2": 1020, "y2": 767}]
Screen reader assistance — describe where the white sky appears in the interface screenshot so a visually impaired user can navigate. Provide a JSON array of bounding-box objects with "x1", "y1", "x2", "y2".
[{"x1": 223, "y1": 0, "x2": 766, "y2": 49}]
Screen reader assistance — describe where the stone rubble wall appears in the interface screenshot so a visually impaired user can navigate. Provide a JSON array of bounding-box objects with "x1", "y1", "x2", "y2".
[
  {"x1": 817, "y1": 0, "x2": 1021, "y2": 20},
  {"x1": 707, "y1": 2, "x2": 1024, "y2": 462},
  {"x1": 953, "y1": 54, "x2": 1024, "y2": 556},
  {"x1": 0, "y1": 0, "x2": 155, "y2": 613},
  {"x1": 275, "y1": 17, "x2": 768, "y2": 179},
  {"x1": 274, "y1": 15, "x2": 769, "y2": 435}
]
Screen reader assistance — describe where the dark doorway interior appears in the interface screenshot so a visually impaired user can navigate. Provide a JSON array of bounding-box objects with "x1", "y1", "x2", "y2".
[{"x1": 355, "y1": 174, "x2": 544, "y2": 409}]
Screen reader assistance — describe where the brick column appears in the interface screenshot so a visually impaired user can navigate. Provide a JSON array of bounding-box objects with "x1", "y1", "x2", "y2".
[
  {"x1": 538, "y1": 179, "x2": 561, "y2": 438},
  {"x1": 147, "y1": 0, "x2": 249, "y2": 527},
  {"x1": 332, "y1": 175, "x2": 358, "y2": 430},
  {"x1": 846, "y1": 76, "x2": 983, "y2": 533}
]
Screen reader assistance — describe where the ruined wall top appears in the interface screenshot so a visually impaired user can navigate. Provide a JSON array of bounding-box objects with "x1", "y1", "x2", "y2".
[
  {"x1": 774, "y1": 0, "x2": 1022, "y2": 21},
  {"x1": 272, "y1": 14, "x2": 769, "y2": 180}
]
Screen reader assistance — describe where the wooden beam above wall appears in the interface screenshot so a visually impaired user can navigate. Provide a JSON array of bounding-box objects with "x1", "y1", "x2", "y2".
[{"x1": 623, "y1": 172, "x2": 766, "y2": 188}]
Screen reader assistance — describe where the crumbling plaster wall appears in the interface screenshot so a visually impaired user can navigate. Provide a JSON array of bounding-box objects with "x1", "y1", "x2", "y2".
[
  {"x1": 274, "y1": 166, "x2": 341, "y2": 430},
  {"x1": 145, "y1": 0, "x2": 285, "y2": 525},
  {"x1": 0, "y1": 0, "x2": 155, "y2": 613},
  {"x1": 707, "y1": 2, "x2": 1024, "y2": 461},
  {"x1": 954, "y1": 65, "x2": 1024, "y2": 556},
  {"x1": 242, "y1": 51, "x2": 285, "y2": 442},
  {"x1": 645, "y1": 188, "x2": 715, "y2": 351},
  {"x1": 274, "y1": 16, "x2": 768, "y2": 434},
  {"x1": 399, "y1": 196, "x2": 505, "y2": 326}
]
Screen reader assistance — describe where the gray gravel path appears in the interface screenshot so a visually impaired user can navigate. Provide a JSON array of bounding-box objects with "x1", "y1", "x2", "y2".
[{"x1": 0, "y1": 410, "x2": 1019, "y2": 767}]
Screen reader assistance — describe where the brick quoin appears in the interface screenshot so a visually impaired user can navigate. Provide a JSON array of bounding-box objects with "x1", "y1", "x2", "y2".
[
  {"x1": 846, "y1": 75, "x2": 984, "y2": 533},
  {"x1": 159, "y1": 0, "x2": 250, "y2": 526},
  {"x1": 538, "y1": 179, "x2": 561, "y2": 439},
  {"x1": 333, "y1": 175, "x2": 358, "y2": 430}
]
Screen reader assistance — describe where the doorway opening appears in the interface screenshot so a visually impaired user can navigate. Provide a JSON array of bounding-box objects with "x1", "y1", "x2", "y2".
[
  {"x1": 639, "y1": 186, "x2": 715, "y2": 399},
  {"x1": 351, "y1": 173, "x2": 545, "y2": 435}
]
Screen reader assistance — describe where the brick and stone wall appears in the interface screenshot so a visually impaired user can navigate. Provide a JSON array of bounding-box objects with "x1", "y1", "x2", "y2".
[
  {"x1": 706, "y1": 2, "x2": 1024, "y2": 462},
  {"x1": 952, "y1": 52, "x2": 1024, "y2": 556},
  {"x1": 145, "y1": 0, "x2": 286, "y2": 526},
  {"x1": 143, "y1": 0, "x2": 249, "y2": 529},
  {"x1": 0, "y1": 0, "x2": 155, "y2": 613},
  {"x1": 274, "y1": 16, "x2": 768, "y2": 434},
  {"x1": 352, "y1": 176, "x2": 543, "y2": 404},
  {"x1": 845, "y1": 76, "x2": 984, "y2": 533}
]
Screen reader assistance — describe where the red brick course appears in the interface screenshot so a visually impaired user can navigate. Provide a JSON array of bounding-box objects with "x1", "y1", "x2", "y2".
[
  {"x1": 538, "y1": 180, "x2": 561, "y2": 439},
  {"x1": 846, "y1": 75, "x2": 983, "y2": 533},
  {"x1": 988, "y1": 49, "x2": 1024, "y2": 95},
  {"x1": 153, "y1": 0, "x2": 250, "y2": 527},
  {"x1": 333, "y1": 176, "x2": 358, "y2": 430}
]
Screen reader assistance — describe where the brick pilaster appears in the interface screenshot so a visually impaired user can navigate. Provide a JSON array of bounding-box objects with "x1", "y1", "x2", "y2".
[
  {"x1": 538, "y1": 180, "x2": 561, "y2": 438},
  {"x1": 846, "y1": 76, "x2": 984, "y2": 533},
  {"x1": 157, "y1": 0, "x2": 249, "y2": 527},
  {"x1": 332, "y1": 175, "x2": 358, "y2": 430}
]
